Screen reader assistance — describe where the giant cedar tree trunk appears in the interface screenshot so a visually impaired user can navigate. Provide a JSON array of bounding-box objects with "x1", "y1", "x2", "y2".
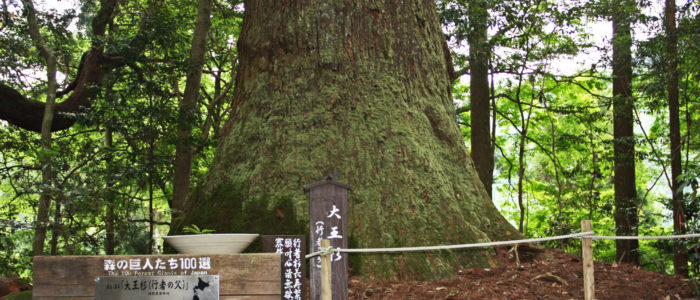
[
  {"x1": 612, "y1": 2, "x2": 639, "y2": 265},
  {"x1": 184, "y1": 0, "x2": 518, "y2": 279}
]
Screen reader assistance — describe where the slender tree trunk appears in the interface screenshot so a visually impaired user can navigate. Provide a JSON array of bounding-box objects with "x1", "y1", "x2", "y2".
[
  {"x1": 104, "y1": 127, "x2": 116, "y2": 255},
  {"x1": 468, "y1": 0, "x2": 493, "y2": 200},
  {"x1": 664, "y1": 0, "x2": 688, "y2": 277},
  {"x1": 588, "y1": 134, "x2": 599, "y2": 220},
  {"x1": 171, "y1": 0, "x2": 214, "y2": 220},
  {"x1": 517, "y1": 137, "x2": 525, "y2": 233},
  {"x1": 49, "y1": 200, "x2": 61, "y2": 255},
  {"x1": 543, "y1": 98, "x2": 563, "y2": 247},
  {"x1": 63, "y1": 203, "x2": 73, "y2": 255},
  {"x1": 515, "y1": 77, "x2": 534, "y2": 234},
  {"x1": 612, "y1": 2, "x2": 639, "y2": 265},
  {"x1": 23, "y1": 0, "x2": 58, "y2": 256},
  {"x1": 148, "y1": 139, "x2": 155, "y2": 255},
  {"x1": 184, "y1": 0, "x2": 519, "y2": 279}
]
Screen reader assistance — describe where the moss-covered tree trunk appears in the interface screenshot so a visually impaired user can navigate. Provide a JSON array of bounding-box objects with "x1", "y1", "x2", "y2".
[{"x1": 184, "y1": 0, "x2": 518, "y2": 279}]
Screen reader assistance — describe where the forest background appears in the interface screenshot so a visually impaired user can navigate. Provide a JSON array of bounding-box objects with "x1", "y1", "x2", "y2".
[{"x1": 0, "y1": 0, "x2": 698, "y2": 286}]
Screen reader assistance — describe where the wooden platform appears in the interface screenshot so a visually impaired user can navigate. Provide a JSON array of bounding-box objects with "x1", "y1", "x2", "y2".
[{"x1": 33, "y1": 253, "x2": 281, "y2": 299}]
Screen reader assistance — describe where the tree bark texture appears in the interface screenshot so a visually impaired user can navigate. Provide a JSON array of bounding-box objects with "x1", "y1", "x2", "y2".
[
  {"x1": 468, "y1": 0, "x2": 493, "y2": 200},
  {"x1": 172, "y1": 0, "x2": 214, "y2": 220},
  {"x1": 612, "y1": 4, "x2": 639, "y2": 265},
  {"x1": 664, "y1": 0, "x2": 688, "y2": 277},
  {"x1": 185, "y1": 0, "x2": 518, "y2": 279}
]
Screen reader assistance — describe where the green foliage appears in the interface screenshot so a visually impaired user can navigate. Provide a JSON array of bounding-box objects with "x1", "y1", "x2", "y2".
[
  {"x1": 0, "y1": 0, "x2": 243, "y2": 280},
  {"x1": 182, "y1": 224, "x2": 215, "y2": 234},
  {"x1": 444, "y1": 0, "x2": 699, "y2": 283}
]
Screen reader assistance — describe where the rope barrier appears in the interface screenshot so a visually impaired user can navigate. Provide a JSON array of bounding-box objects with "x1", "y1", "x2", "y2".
[
  {"x1": 305, "y1": 232, "x2": 700, "y2": 259},
  {"x1": 592, "y1": 233, "x2": 700, "y2": 240},
  {"x1": 305, "y1": 220, "x2": 700, "y2": 300},
  {"x1": 306, "y1": 231, "x2": 594, "y2": 259}
]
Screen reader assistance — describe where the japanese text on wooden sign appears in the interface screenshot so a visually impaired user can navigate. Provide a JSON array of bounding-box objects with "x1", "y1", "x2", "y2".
[
  {"x1": 279, "y1": 237, "x2": 303, "y2": 300},
  {"x1": 305, "y1": 177, "x2": 351, "y2": 300},
  {"x1": 102, "y1": 256, "x2": 212, "y2": 276},
  {"x1": 95, "y1": 275, "x2": 219, "y2": 300}
]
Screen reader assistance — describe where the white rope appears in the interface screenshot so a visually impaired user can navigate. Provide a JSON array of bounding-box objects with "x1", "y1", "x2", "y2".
[
  {"x1": 592, "y1": 233, "x2": 700, "y2": 240},
  {"x1": 305, "y1": 232, "x2": 700, "y2": 259},
  {"x1": 306, "y1": 231, "x2": 594, "y2": 259}
]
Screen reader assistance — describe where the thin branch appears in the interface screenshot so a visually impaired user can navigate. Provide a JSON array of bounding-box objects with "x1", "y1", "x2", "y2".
[
  {"x1": 455, "y1": 104, "x2": 470, "y2": 115},
  {"x1": 632, "y1": 106, "x2": 673, "y2": 196},
  {"x1": 58, "y1": 148, "x2": 107, "y2": 185},
  {"x1": 0, "y1": 165, "x2": 41, "y2": 172},
  {"x1": 494, "y1": 108, "x2": 567, "y2": 172},
  {"x1": 128, "y1": 219, "x2": 170, "y2": 226},
  {"x1": 494, "y1": 141, "x2": 514, "y2": 190},
  {"x1": 641, "y1": 170, "x2": 664, "y2": 204}
]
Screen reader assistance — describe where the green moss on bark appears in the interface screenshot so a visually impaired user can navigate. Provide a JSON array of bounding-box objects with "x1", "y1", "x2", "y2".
[{"x1": 183, "y1": 0, "x2": 519, "y2": 280}]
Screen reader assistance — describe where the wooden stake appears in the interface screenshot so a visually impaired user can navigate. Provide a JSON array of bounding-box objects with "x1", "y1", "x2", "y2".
[
  {"x1": 582, "y1": 220, "x2": 594, "y2": 300},
  {"x1": 321, "y1": 239, "x2": 332, "y2": 300}
]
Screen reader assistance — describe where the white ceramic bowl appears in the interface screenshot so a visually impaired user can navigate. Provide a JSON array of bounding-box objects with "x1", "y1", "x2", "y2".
[{"x1": 163, "y1": 233, "x2": 259, "y2": 254}]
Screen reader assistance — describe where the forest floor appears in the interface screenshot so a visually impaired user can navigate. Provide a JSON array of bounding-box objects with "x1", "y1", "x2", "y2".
[
  {"x1": 1, "y1": 245, "x2": 697, "y2": 299},
  {"x1": 347, "y1": 245, "x2": 698, "y2": 299}
]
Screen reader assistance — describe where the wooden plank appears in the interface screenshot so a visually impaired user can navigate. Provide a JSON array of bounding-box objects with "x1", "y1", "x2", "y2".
[
  {"x1": 220, "y1": 296, "x2": 281, "y2": 300},
  {"x1": 582, "y1": 220, "x2": 595, "y2": 300},
  {"x1": 33, "y1": 254, "x2": 281, "y2": 298},
  {"x1": 33, "y1": 285, "x2": 94, "y2": 297},
  {"x1": 219, "y1": 281, "x2": 281, "y2": 295},
  {"x1": 34, "y1": 297, "x2": 91, "y2": 300}
]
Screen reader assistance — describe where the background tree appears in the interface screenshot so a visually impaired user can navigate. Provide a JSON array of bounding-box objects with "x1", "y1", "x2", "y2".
[
  {"x1": 467, "y1": 0, "x2": 494, "y2": 200},
  {"x1": 611, "y1": 0, "x2": 639, "y2": 265},
  {"x1": 172, "y1": 0, "x2": 214, "y2": 221},
  {"x1": 664, "y1": 0, "x2": 688, "y2": 277}
]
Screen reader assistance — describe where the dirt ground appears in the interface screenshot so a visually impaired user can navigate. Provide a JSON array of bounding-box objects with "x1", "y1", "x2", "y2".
[
  {"x1": 2, "y1": 246, "x2": 697, "y2": 299},
  {"x1": 348, "y1": 246, "x2": 698, "y2": 299}
]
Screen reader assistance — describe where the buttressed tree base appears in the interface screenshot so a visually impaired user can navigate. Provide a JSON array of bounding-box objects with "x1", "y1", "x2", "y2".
[{"x1": 183, "y1": 0, "x2": 519, "y2": 279}]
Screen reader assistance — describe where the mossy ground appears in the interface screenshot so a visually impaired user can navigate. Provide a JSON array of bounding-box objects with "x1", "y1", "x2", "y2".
[{"x1": 5, "y1": 290, "x2": 32, "y2": 300}]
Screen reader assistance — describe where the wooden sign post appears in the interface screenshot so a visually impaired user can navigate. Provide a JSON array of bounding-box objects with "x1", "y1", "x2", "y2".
[
  {"x1": 305, "y1": 176, "x2": 351, "y2": 300},
  {"x1": 262, "y1": 235, "x2": 306, "y2": 300}
]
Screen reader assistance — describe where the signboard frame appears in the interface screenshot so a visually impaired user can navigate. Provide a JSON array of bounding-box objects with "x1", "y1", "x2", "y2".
[{"x1": 32, "y1": 254, "x2": 282, "y2": 299}]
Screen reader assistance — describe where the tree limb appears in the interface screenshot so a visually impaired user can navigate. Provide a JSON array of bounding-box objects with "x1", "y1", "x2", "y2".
[{"x1": 0, "y1": 0, "x2": 118, "y2": 133}]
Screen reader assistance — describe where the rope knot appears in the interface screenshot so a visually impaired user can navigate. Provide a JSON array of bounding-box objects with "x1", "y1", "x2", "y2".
[{"x1": 319, "y1": 246, "x2": 335, "y2": 256}]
